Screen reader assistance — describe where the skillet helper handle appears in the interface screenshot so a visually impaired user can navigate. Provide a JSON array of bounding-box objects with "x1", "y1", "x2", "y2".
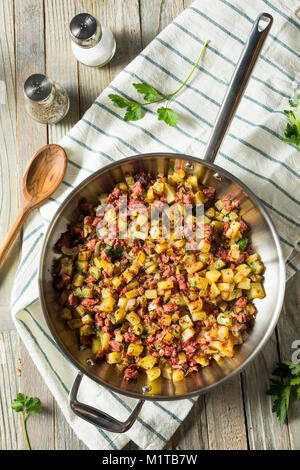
[
  {"x1": 70, "y1": 371, "x2": 144, "y2": 433},
  {"x1": 202, "y1": 12, "x2": 273, "y2": 163}
]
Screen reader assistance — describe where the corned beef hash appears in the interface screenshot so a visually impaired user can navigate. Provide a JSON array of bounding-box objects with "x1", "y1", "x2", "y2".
[{"x1": 53, "y1": 168, "x2": 266, "y2": 383}]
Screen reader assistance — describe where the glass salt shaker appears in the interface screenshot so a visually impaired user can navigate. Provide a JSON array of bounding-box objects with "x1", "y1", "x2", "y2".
[
  {"x1": 24, "y1": 74, "x2": 70, "y2": 124},
  {"x1": 69, "y1": 13, "x2": 116, "y2": 67}
]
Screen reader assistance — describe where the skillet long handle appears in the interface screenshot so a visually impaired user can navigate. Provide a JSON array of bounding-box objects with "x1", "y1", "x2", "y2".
[
  {"x1": 202, "y1": 12, "x2": 273, "y2": 163},
  {"x1": 70, "y1": 371, "x2": 144, "y2": 433}
]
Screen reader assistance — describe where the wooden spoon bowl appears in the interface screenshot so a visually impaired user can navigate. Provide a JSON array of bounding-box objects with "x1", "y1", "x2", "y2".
[{"x1": 0, "y1": 144, "x2": 67, "y2": 264}]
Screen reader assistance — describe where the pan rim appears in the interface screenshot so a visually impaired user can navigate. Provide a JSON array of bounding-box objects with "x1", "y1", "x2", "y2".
[{"x1": 38, "y1": 152, "x2": 286, "y2": 401}]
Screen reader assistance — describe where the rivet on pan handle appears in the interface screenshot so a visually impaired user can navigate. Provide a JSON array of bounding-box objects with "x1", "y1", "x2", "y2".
[
  {"x1": 202, "y1": 12, "x2": 273, "y2": 163},
  {"x1": 70, "y1": 371, "x2": 145, "y2": 433}
]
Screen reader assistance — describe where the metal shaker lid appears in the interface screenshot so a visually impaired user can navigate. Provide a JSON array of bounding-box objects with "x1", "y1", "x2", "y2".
[
  {"x1": 24, "y1": 74, "x2": 53, "y2": 102},
  {"x1": 69, "y1": 13, "x2": 102, "y2": 48}
]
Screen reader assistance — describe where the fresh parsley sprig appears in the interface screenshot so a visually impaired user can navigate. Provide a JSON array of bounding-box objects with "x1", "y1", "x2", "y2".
[
  {"x1": 283, "y1": 93, "x2": 300, "y2": 150},
  {"x1": 266, "y1": 361, "x2": 300, "y2": 423},
  {"x1": 108, "y1": 40, "x2": 209, "y2": 126},
  {"x1": 11, "y1": 393, "x2": 43, "y2": 450}
]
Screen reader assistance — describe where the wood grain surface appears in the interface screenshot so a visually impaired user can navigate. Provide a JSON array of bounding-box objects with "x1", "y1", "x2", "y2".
[{"x1": 0, "y1": 0, "x2": 299, "y2": 450}]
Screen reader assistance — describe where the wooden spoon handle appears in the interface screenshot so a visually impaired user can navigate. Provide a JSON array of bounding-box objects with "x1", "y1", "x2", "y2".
[{"x1": 0, "y1": 208, "x2": 30, "y2": 264}]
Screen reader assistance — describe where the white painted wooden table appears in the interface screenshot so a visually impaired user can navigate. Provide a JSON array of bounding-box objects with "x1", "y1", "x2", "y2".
[{"x1": 0, "y1": 0, "x2": 299, "y2": 450}]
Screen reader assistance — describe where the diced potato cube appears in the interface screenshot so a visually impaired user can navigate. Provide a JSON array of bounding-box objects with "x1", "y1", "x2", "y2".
[
  {"x1": 187, "y1": 261, "x2": 203, "y2": 275},
  {"x1": 178, "y1": 352, "x2": 187, "y2": 363},
  {"x1": 211, "y1": 220, "x2": 224, "y2": 232},
  {"x1": 194, "y1": 356, "x2": 209, "y2": 366},
  {"x1": 179, "y1": 314, "x2": 193, "y2": 331},
  {"x1": 107, "y1": 352, "x2": 122, "y2": 364},
  {"x1": 218, "y1": 325, "x2": 229, "y2": 340},
  {"x1": 126, "y1": 312, "x2": 141, "y2": 325},
  {"x1": 236, "y1": 263, "x2": 252, "y2": 277},
  {"x1": 88, "y1": 266, "x2": 101, "y2": 280},
  {"x1": 145, "y1": 289, "x2": 157, "y2": 299},
  {"x1": 199, "y1": 239, "x2": 211, "y2": 253},
  {"x1": 99, "y1": 297, "x2": 116, "y2": 312},
  {"x1": 136, "y1": 251, "x2": 146, "y2": 265},
  {"x1": 80, "y1": 324, "x2": 94, "y2": 336},
  {"x1": 206, "y1": 269, "x2": 221, "y2": 284},
  {"x1": 237, "y1": 278, "x2": 251, "y2": 290},
  {"x1": 246, "y1": 253, "x2": 260, "y2": 264},
  {"x1": 250, "y1": 261, "x2": 264, "y2": 274},
  {"x1": 187, "y1": 175, "x2": 198, "y2": 188},
  {"x1": 228, "y1": 245, "x2": 240, "y2": 261},
  {"x1": 168, "y1": 168, "x2": 185, "y2": 185},
  {"x1": 114, "y1": 308, "x2": 126, "y2": 324},
  {"x1": 153, "y1": 181, "x2": 164, "y2": 195},
  {"x1": 194, "y1": 190, "x2": 207, "y2": 205},
  {"x1": 75, "y1": 304, "x2": 86, "y2": 317},
  {"x1": 81, "y1": 314, "x2": 93, "y2": 325},
  {"x1": 250, "y1": 282, "x2": 266, "y2": 299},
  {"x1": 122, "y1": 268, "x2": 134, "y2": 283},
  {"x1": 225, "y1": 221, "x2": 241, "y2": 238},
  {"x1": 73, "y1": 273, "x2": 85, "y2": 287},
  {"x1": 78, "y1": 250, "x2": 91, "y2": 261},
  {"x1": 125, "y1": 174, "x2": 135, "y2": 189},
  {"x1": 112, "y1": 276, "x2": 122, "y2": 288},
  {"x1": 145, "y1": 263, "x2": 157, "y2": 274},
  {"x1": 157, "y1": 280, "x2": 174, "y2": 290},
  {"x1": 127, "y1": 343, "x2": 143, "y2": 356},
  {"x1": 146, "y1": 367, "x2": 161, "y2": 382},
  {"x1": 188, "y1": 299, "x2": 203, "y2": 315},
  {"x1": 132, "y1": 324, "x2": 144, "y2": 335},
  {"x1": 217, "y1": 282, "x2": 231, "y2": 292},
  {"x1": 172, "y1": 370, "x2": 184, "y2": 383},
  {"x1": 163, "y1": 331, "x2": 174, "y2": 344},
  {"x1": 220, "y1": 268, "x2": 234, "y2": 283},
  {"x1": 210, "y1": 282, "x2": 220, "y2": 298},
  {"x1": 208, "y1": 259, "x2": 226, "y2": 271},
  {"x1": 164, "y1": 183, "x2": 176, "y2": 204},
  {"x1": 147, "y1": 187, "x2": 155, "y2": 201},
  {"x1": 98, "y1": 259, "x2": 114, "y2": 276},
  {"x1": 161, "y1": 314, "x2": 172, "y2": 326},
  {"x1": 191, "y1": 311, "x2": 207, "y2": 322},
  {"x1": 209, "y1": 340, "x2": 225, "y2": 352},
  {"x1": 194, "y1": 276, "x2": 209, "y2": 294},
  {"x1": 138, "y1": 356, "x2": 157, "y2": 370},
  {"x1": 234, "y1": 271, "x2": 244, "y2": 284},
  {"x1": 217, "y1": 313, "x2": 232, "y2": 327},
  {"x1": 99, "y1": 331, "x2": 111, "y2": 350},
  {"x1": 155, "y1": 243, "x2": 168, "y2": 254},
  {"x1": 118, "y1": 297, "x2": 128, "y2": 308},
  {"x1": 125, "y1": 288, "x2": 139, "y2": 299},
  {"x1": 181, "y1": 327, "x2": 195, "y2": 343},
  {"x1": 91, "y1": 338, "x2": 102, "y2": 355}
]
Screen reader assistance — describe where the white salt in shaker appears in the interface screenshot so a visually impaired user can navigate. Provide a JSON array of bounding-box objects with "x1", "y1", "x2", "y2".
[{"x1": 69, "y1": 13, "x2": 116, "y2": 67}]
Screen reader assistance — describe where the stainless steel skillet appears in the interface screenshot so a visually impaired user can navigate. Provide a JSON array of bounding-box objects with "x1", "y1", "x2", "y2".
[{"x1": 39, "y1": 13, "x2": 286, "y2": 432}]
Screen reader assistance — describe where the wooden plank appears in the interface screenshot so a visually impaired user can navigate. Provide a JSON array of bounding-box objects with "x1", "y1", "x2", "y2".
[
  {"x1": 242, "y1": 331, "x2": 291, "y2": 449},
  {"x1": 139, "y1": 0, "x2": 185, "y2": 48},
  {"x1": 14, "y1": 0, "x2": 54, "y2": 450},
  {"x1": 0, "y1": 331, "x2": 22, "y2": 450},
  {"x1": 167, "y1": 396, "x2": 209, "y2": 450},
  {"x1": 44, "y1": 0, "x2": 87, "y2": 449},
  {"x1": 205, "y1": 375, "x2": 248, "y2": 449},
  {"x1": 0, "y1": 0, "x2": 19, "y2": 330},
  {"x1": 277, "y1": 272, "x2": 300, "y2": 450}
]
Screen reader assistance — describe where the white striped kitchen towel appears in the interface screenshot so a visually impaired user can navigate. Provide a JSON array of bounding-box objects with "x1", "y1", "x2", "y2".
[{"x1": 11, "y1": 0, "x2": 300, "y2": 450}]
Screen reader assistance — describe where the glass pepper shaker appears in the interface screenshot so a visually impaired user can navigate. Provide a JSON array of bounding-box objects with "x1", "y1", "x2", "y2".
[
  {"x1": 69, "y1": 13, "x2": 116, "y2": 67},
  {"x1": 24, "y1": 74, "x2": 70, "y2": 124}
]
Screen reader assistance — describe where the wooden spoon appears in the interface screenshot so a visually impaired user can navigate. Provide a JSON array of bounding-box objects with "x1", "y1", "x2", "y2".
[{"x1": 0, "y1": 144, "x2": 67, "y2": 264}]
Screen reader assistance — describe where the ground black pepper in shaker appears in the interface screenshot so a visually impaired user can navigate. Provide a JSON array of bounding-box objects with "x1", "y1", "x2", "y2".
[{"x1": 24, "y1": 74, "x2": 70, "y2": 124}]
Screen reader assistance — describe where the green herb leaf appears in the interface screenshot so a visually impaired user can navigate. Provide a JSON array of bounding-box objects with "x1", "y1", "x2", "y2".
[
  {"x1": 124, "y1": 103, "x2": 143, "y2": 121},
  {"x1": 108, "y1": 94, "x2": 132, "y2": 109},
  {"x1": 133, "y1": 83, "x2": 162, "y2": 102},
  {"x1": 283, "y1": 93, "x2": 300, "y2": 150},
  {"x1": 157, "y1": 107, "x2": 178, "y2": 127},
  {"x1": 11, "y1": 393, "x2": 43, "y2": 450},
  {"x1": 238, "y1": 237, "x2": 248, "y2": 252},
  {"x1": 267, "y1": 361, "x2": 300, "y2": 423}
]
